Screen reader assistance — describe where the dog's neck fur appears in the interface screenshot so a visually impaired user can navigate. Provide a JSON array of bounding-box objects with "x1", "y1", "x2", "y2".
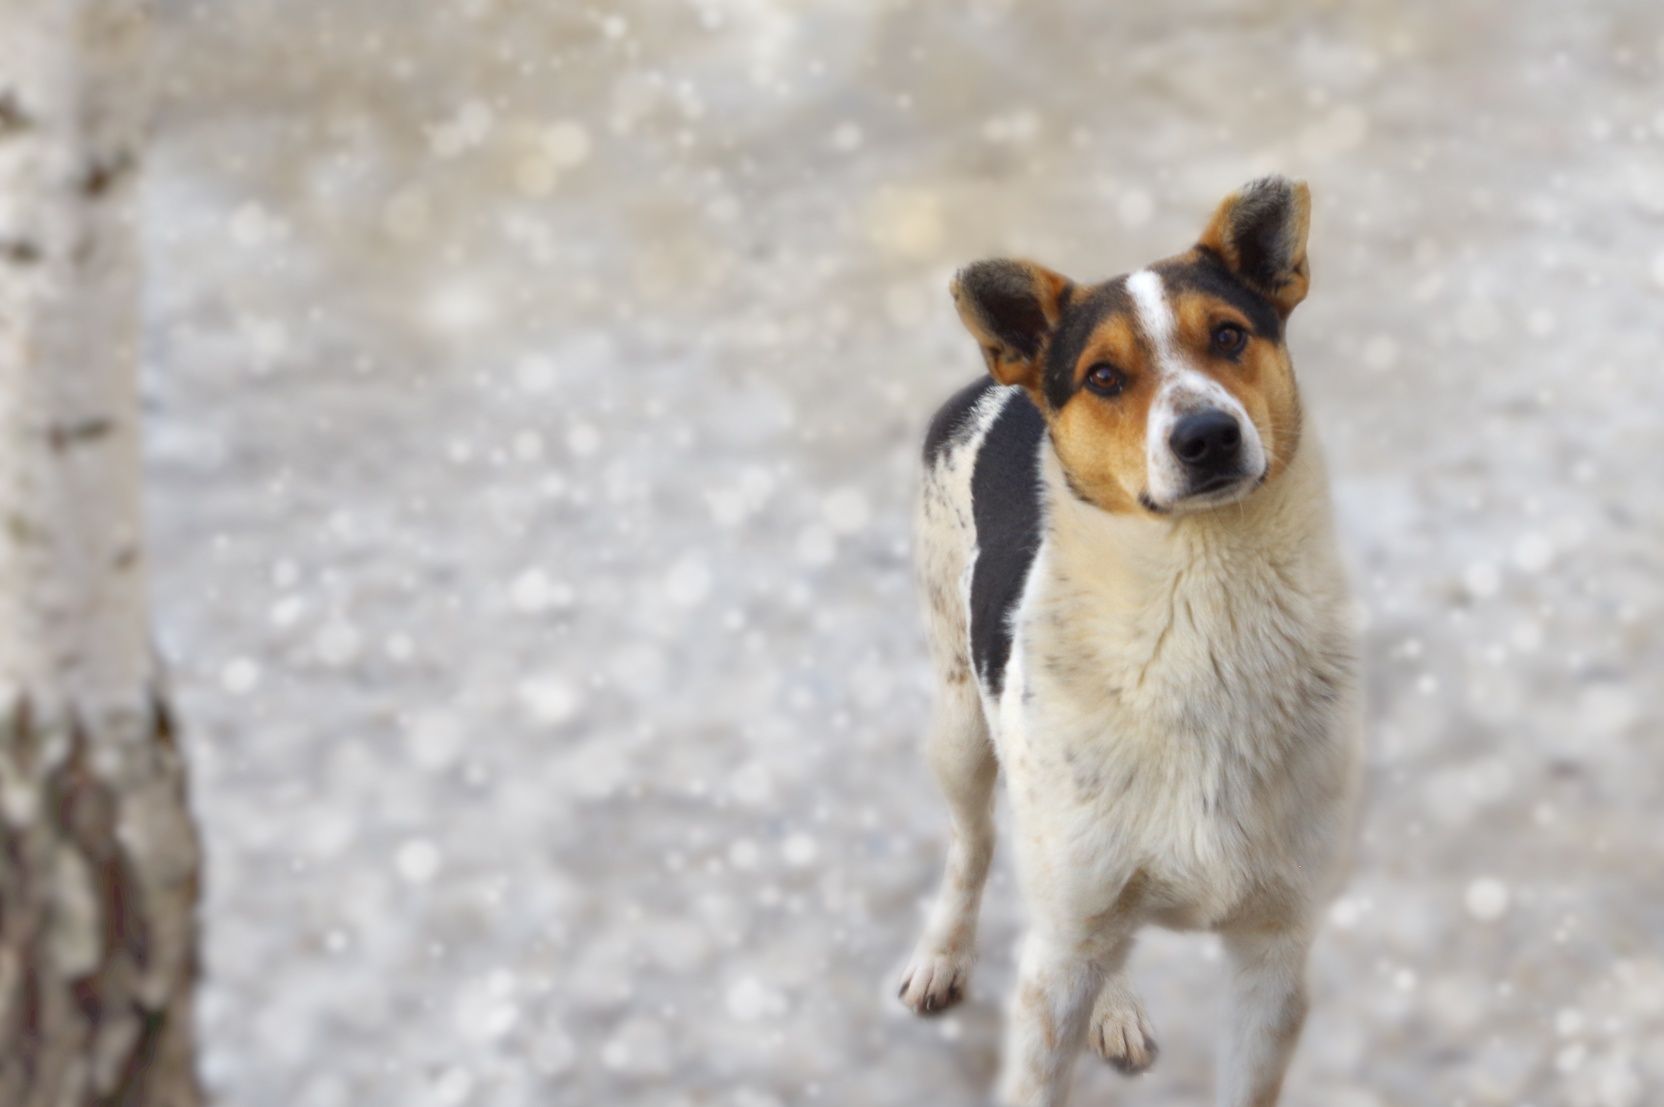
[
  {"x1": 1037, "y1": 426, "x2": 1340, "y2": 619},
  {"x1": 1018, "y1": 424, "x2": 1353, "y2": 793}
]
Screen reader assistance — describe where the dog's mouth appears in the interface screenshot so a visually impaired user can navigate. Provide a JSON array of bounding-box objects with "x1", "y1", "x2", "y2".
[
  {"x1": 1140, "y1": 467, "x2": 1267, "y2": 516},
  {"x1": 1189, "y1": 471, "x2": 1244, "y2": 496}
]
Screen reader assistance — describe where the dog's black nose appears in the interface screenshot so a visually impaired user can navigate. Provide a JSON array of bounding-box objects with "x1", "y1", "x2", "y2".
[{"x1": 1170, "y1": 409, "x2": 1242, "y2": 470}]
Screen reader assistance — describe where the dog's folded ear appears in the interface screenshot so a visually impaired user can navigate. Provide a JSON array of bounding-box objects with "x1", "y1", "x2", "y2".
[
  {"x1": 950, "y1": 259, "x2": 1074, "y2": 389},
  {"x1": 1199, "y1": 176, "x2": 1312, "y2": 316}
]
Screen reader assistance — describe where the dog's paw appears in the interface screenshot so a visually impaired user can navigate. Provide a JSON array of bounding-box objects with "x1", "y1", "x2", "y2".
[
  {"x1": 896, "y1": 950, "x2": 970, "y2": 1016},
  {"x1": 1091, "y1": 991, "x2": 1158, "y2": 1075}
]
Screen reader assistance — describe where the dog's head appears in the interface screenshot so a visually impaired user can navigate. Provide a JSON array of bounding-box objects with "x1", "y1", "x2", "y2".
[{"x1": 951, "y1": 176, "x2": 1311, "y2": 516}]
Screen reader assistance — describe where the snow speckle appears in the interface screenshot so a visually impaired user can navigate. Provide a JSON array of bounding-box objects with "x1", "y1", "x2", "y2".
[
  {"x1": 545, "y1": 121, "x2": 592, "y2": 169},
  {"x1": 1298, "y1": 105, "x2": 1370, "y2": 158},
  {"x1": 515, "y1": 356, "x2": 557, "y2": 394},
  {"x1": 428, "y1": 280, "x2": 494, "y2": 335},
  {"x1": 1465, "y1": 878, "x2": 1511, "y2": 921},
  {"x1": 830, "y1": 122, "x2": 864, "y2": 152},
  {"x1": 312, "y1": 620, "x2": 362, "y2": 666},
  {"x1": 1462, "y1": 561, "x2": 1502, "y2": 599},
  {"x1": 510, "y1": 568, "x2": 555, "y2": 613},
  {"x1": 1512, "y1": 533, "x2": 1554, "y2": 573},
  {"x1": 517, "y1": 676, "x2": 580, "y2": 725},
  {"x1": 221, "y1": 656, "x2": 260, "y2": 694},
  {"x1": 725, "y1": 977, "x2": 786, "y2": 1022},
  {"x1": 782, "y1": 833, "x2": 818, "y2": 867},
  {"x1": 822, "y1": 487, "x2": 871, "y2": 534},
  {"x1": 430, "y1": 100, "x2": 495, "y2": 158},
  {"x1": 1362, "y1": 334, "x2": 1398, "y2": 371},
  {"x1": 868, "y1": 189, "x2": 944, "y2": 260},
  {"x1": 1117, "y1": 189, "x2": 1154, "y2": 228},
  {"x1": 1456, "y1": 298, "x2": 1502, "y2": 344},
  {"x1": 664, "y1": 557, "x2": 713, "y2": 607},
  {"x1": 795, "y1": 524, "x2": 836, "y2": 566},
  {"x1": 566, "y1": 423, "x2": 602, "y2": 457},
  {"x1": 1556, "y1": 1008, "x2": 1586, "y2": 1037},
  {"x1": 728, "y1": 839, "x2": 761, "y2": 869},
  {"x1": 229, "y1": 202, "x2": 282, "y2": 247},
  {"x1": 407, "y1": 712, "x2": 464, "y2": 772},
  {"x1": 395, "y1": 839, "x2": 443, "y2": 884},
  {"x1": 382, "y1": 188, "x2": 430, "y2": 241},
  {"x1": 982, "y1": 110, "x2": 1040, "y2": 145}
]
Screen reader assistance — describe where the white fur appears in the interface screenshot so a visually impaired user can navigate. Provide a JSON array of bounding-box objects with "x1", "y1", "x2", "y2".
[
  {"x1": 914, "y1": 384, "x2": 1015, "y2": 687},
  {"x1": 899, "y1": 384, "x2": 1017, "y2": 1017},
  {"x1": 1127, "y1": 269, "x2": 1268, "y2": 511},
  {"x1": 1124, "y1": 269, "x2": 1176, "y2": 347},
  {"x1": 905, "y1": 404, "x2": 1362, "y2": 1107}
]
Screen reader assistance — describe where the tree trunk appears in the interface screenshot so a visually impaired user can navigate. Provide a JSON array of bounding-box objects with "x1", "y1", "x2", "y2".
[{"x1": 0, "y1": 1, "x2": 203, "y2": 1104}]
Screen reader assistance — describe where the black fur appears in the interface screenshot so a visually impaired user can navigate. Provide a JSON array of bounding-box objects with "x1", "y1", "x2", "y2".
[
  {"x1": 1157, "y1": 252, "x2": 1283, "y2": 342},
  {"x1": 968, "y1": 391, "x2": 1045, "y2": 696},
  {"x1": 956, "y1": 260, "x2": 1051, "y2": 360},
  {"x1": 1219, "y1": 176, "x2": 1302, "y2": 291},
  {"x1": 923, "y1": 376, "x2": 996, "y2": 463},
  {"x1": 1137, "y1": 491, "x2": 1168, "y2": 515},
  {"x1": 1042, "y1": 278, "x2": 1131, "y2": 410}
]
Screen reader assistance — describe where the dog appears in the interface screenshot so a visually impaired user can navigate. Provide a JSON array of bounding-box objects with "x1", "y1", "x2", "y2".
[{"x1": 898, "y1": 177, "x2": 1362, "y2": 1107}]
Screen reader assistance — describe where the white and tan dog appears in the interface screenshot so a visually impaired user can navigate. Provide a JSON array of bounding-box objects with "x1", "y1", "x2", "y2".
[{"x1": 900, "y1": 177, "x2": 1362, "y2": 1107}]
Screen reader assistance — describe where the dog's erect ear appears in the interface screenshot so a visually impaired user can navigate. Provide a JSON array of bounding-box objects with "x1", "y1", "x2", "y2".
[
  {"x1": 1199, "y1": 176, "x2": 1312, "y2": 316},
  {"x1": 950, "y1": 259, "x2": 1074, "y2": 389}
]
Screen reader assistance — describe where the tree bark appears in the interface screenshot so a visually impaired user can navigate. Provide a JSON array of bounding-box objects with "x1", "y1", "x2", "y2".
[{"x1": 0, "y1": 2, "x2": 203, "y2": 1104}]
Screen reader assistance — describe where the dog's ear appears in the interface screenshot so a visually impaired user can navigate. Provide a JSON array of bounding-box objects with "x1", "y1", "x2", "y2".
[
  {"x1": 1199, "y1": 176, "x2": 1311, "y2": 316},
  {"x1": 950, "y1": 259, "x2": 1074, "y2": 389}
]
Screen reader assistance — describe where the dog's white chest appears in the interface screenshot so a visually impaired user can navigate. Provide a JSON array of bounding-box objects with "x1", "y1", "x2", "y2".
[{"x1": 997, "y1": 535, "x2": 1354, "y2": 926}]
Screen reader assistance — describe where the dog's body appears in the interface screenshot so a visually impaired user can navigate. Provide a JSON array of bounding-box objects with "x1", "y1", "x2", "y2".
[{"x1": 899, "y1": 178, "x2": 1362, "y2": 1107}]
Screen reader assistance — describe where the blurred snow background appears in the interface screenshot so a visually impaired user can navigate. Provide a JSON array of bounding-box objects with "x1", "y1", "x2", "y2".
[{"x1": 137, "y1": 1, "x2": 1664, "y2": 1105}]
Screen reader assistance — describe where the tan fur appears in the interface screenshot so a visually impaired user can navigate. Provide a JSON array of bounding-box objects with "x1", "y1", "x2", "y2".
[
  {"x1": 1048, "y1": 371, "x2": 1151, "y2": 517},
  {"x1": 1163, "y1": 266, "x2": 1304, "y2": 483}
]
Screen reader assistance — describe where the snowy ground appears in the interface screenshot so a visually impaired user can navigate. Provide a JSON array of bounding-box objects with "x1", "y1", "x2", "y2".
[{"x1": 140, "y1": 2, "x2": 1663, "y2": 1105}]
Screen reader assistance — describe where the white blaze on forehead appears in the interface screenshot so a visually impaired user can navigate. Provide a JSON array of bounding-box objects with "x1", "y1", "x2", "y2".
[
  {"x1": 1128, "y1": 268, "x2": 1211, "y2": 393},
  {"x1": 1126, "y1": 269, "x2": 1269, "y2": 507},
  {"x1": 1125, "y1": 269, "x2": 1176, "y2": 365}
]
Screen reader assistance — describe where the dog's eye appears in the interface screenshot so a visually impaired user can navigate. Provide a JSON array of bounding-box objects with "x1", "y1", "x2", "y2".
[
  {"x1": 1211, "y1": 323, "x2": 1248, "y2": 356},
  {"x1": 1084, "y1": 363, "x2": 1126, "y2": 397}
]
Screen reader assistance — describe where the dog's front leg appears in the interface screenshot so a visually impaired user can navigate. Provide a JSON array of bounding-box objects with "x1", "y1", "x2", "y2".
[
  {"x1": 997, "y1": 925, "x2": 1114, "y2": 1107},
  {"x1": 1216, "y1": 925, "x2": 1312, "y2": 1107}
]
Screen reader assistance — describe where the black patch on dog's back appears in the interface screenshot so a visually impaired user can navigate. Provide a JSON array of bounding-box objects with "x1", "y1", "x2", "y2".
[
  {"x1": 969, "y1": 390, "x2": 1045, "y2": 696},
  {"x1": 923, "y1": 376, "x2": 996, "y2": 464}
]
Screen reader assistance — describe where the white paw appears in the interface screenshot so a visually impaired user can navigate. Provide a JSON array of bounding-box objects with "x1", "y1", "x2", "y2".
[
  {"x1": 897, "y1": 949, "x2": 971, "y2": 1016},
  {"x1": 1091, "y1": 993, "x2": 1158, "y2": 1075}
]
